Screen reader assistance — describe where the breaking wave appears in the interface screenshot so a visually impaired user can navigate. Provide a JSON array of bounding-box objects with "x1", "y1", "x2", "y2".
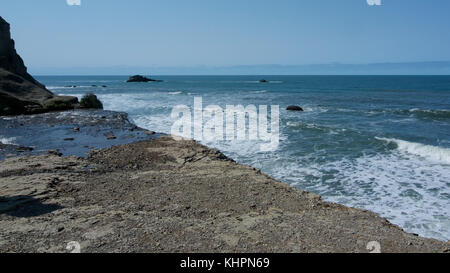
[{"x1": 376, "y1": 137, "x2": 450, "y2": 165}]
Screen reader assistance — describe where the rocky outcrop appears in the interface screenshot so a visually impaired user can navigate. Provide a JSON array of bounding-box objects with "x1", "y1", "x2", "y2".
[
  {"x1": 0, "y1": 18, "x2": 43, "y2": 88},
  {"x1": 126, "y1": 75, "x2": 162, "y2": 83},
  {"x1": 0, "y1": 16, "x2": 78, "y2": 116}
]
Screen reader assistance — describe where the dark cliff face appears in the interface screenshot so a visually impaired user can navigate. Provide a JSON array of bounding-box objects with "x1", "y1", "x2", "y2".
[
  {"x1": 0, "y1": 16, "x2": 78, "y2": 116},
  {"x1": 0, "y1": 17, "x2": 43, "y2": 88}
]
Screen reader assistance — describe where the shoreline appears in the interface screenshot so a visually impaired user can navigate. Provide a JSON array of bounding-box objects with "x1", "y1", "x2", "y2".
[{"x1": 1, "y1": 110, "x2": 449, "y2": 253}]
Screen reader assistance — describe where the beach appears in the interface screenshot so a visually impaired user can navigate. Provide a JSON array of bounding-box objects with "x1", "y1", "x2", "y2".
[{"x1": 0, "y1": 110, "x2": 449, "y2": 253}]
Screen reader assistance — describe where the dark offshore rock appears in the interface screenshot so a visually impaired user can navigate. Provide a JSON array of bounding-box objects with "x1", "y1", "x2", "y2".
[
  {"x1": 287, "y1": 105, "x2": 304, "y2": 111},
  {"x1": 0, "y1": 16, "x2": 78, "y2": 116},
  {"x1": 126, "y1": 75, "x2": 162, "y2": 83},
  {"x1": 259, "y1": 79, "x2": 268, "y2": 83}
]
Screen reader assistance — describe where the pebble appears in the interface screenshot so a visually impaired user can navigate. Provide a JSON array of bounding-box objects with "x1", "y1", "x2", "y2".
[
  {"x1": 17, "y1": 146, "x2": 33, "y2": 152},
  {"x1": 106, "y1": 134, "x2": 116, "y2": 140},
  {"x1": 48, "y1": 150, "x2": 63, "y2": 156}
]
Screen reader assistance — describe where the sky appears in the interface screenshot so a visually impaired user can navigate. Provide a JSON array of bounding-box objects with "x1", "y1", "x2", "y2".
[{"x1": 2, "y1": 0, "x2": 450, "y2": 74}]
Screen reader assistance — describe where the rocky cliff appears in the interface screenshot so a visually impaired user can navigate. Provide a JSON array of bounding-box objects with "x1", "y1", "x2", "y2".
[{"x1": 0, "y1": 16, "x2": 78, "y2": 116}]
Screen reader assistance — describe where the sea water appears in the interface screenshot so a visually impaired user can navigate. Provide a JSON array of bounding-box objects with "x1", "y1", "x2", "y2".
[{"x1": 37, "y1": 75, "x2": 450, "y2": 241}]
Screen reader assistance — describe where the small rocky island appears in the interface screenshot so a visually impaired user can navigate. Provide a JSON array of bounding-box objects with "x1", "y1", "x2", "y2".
[{"x1": 126, "y1": 75, "x2": 163, "y2": 83}]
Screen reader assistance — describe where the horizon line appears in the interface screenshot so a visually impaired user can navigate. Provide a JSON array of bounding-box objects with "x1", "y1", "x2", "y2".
[{"x1": 33, "y1": 74, "x2": 450, "y2": 77}]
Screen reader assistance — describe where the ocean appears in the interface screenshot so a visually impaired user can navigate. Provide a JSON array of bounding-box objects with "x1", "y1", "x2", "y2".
[{"x1": 37, "y1": 75, "x2": 450, "y2": 241}]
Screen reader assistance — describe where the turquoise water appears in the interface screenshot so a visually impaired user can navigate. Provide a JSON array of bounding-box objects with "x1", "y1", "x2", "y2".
[{"x1": 37, "y1": 75, "x2": 450, "y2": 241}]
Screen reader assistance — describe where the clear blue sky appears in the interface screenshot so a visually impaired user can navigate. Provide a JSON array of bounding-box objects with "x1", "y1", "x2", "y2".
[{"x1": 2, "y1": 0, "x2": 450, "y2": 71}]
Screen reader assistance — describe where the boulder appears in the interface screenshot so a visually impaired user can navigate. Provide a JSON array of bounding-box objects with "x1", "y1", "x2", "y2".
[
  {"x1": 126, "y1": 75, "x2": 162, "y2": 83},
  {"x1": 286, "y1": 105, "x2": 304, "y2": 112},
  {"x1": 0, "y1": 16, "x2": 78, "y2": 116},
  {"x1": 44, "y1": 96, "x2": 79, "y2": 111},
  {"x1": 79, "y1": 93, "x2": 103, "y2": 109},
  {"x1": 259, "y1": 79, "x2": 268, "y2": 83}
]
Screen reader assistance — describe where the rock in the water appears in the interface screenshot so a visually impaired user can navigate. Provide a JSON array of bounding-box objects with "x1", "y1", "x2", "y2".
[
  {"x1": 259, "y1": 79, "x2": 268, "y2": 83},
  {"x1": 286, "y1": 105, "x2": 304, "y2": 112},
  {"x1": 79, "y1": 93, "x2": 103, "y2": 109},
  {"x1": 145, "y1": 131, "x2": 156, "y2": 135},
  {"x1": 126, "y1": 75, "x2": 162, "y2": 83},
  {"x1": 0, "y1": 16, "x2": 78, "y2": 116}
]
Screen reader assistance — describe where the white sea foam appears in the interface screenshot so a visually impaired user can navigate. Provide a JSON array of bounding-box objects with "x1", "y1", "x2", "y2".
[
  {"x1": 93, "y1": 88, "x2": 450, "y2": 241},
  {"x1": 48, "y1": 85, "x2": 93, "y2": 90},
  {"x1": 259, "y1": 150, "x2": 450, "y2": 241},
  {"x1": 376, "y1": 137, "x2": 450, "y2": 165},
  {"x1": 47, "y1": 86, "x2": 72, "y2": 90},
  {"x1": 0, "y1": 137, "x2": 16, "y2": 145},
  {"x1": 409, "y1": 108, "x2": 450, "y2": 114}
]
